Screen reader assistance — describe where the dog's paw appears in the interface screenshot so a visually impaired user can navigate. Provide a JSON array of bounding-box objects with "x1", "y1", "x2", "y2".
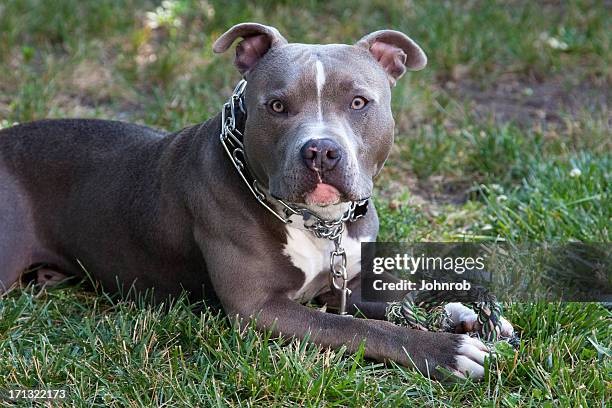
[
  {"x1": 444, "y1": 302, "x2": 514, "y2": 337},
  {"x1": 34, "y1": 269, "x2": 69, "y2": 288},
  {"x1": 444, "y1": 302, "x2": 478, "y2": 332},
  {"x1": 498, "y1": 316, "x2": 514, "y2": 337},
  {"x1": 448, "y1": 334, "x2": 490, "y2": 379},
  {"x1": 400, "y1": 329, "x2": 490, "y2": 381}
]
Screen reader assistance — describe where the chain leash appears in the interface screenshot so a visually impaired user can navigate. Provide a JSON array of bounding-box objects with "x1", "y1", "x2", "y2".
[{"x1": 219, "y1": 79, "x2": 367, "y2": 315}]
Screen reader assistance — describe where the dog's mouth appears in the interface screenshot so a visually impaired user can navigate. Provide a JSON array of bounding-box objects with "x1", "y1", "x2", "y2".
[
  {"x1": 270, "y1": 183, "x2": 370, "y2": 221},
  {"x1": 304, "y1": 183, "x2": 341, "y2": 206},
  {"x1": 268, "y1": 170, "x2": 371, "y2": 211},
  {"x1": 271, "y1": 183, "x2": 369, "y2": 208}
]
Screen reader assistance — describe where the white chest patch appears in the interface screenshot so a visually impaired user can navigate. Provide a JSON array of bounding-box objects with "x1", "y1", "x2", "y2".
[{"x1": 283, "y1": 226, "x2": 370, "y2": 302}]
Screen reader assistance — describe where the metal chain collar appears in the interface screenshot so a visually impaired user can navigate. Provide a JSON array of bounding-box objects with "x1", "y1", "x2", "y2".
[{"x1": 219, "y1": 79, "x2": 368, "y2": 315}]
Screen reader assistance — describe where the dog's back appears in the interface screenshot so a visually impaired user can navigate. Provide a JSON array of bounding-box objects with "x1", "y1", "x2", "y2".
[{"x1": 0, "y1": 118, "x2": 166, "y2": 169}]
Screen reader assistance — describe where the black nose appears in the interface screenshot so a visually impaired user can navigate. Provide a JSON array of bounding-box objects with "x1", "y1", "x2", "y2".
[{"x1": 300, "y1": 138, "x2": 343, "y2": 172}]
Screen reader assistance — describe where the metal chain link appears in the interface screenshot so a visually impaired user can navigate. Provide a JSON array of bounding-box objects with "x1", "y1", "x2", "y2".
[{"x1": 219, "y1": 79, "x2": 367, "y2": 315}]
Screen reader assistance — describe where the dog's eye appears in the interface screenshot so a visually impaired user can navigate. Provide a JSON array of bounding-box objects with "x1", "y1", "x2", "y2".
[
  {"x1": 270, "y1": 100, "x2": 286, "y2": 113},
  {"x1": 350, "y1": 96, "x2": 368, "y2": 110}
]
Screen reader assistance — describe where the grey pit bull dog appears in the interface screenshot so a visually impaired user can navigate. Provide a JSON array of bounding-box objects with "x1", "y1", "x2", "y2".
[{"x1": 0, "y1": 23, "x2": 510, "y2": 379}]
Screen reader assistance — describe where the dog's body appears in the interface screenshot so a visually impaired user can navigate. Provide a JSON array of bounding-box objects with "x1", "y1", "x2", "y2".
[
  {"x1": 0, "y1": 23, "x2": 506, "y2": 379},
  {"x1": 1, "y1": 119, "x2": 218, "y2": 302}
]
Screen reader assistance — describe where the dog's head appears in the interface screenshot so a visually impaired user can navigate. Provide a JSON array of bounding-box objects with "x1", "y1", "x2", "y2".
[{"x1": 214, "y1": 23, "x2": 426, "y2": 218}]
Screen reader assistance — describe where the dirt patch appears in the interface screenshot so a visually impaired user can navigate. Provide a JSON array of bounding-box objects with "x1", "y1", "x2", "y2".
[
  {"x1": 382, "y1": 71, "x2": 612, "y2": 206},
  {"x1": 409, "y1": 175, "x2": 477, "y2": 205},
  {"x1": 377, "y1": 159, "x2": 474, "y2": 208},
  {"x1": 445, "y1": 73, "x2": 610, "y2": 126}
]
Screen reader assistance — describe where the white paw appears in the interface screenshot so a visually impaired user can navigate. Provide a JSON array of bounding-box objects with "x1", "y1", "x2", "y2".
[
  {"x1": 445, "y1": 303, "x2": 514, "y2": 337},
  {"x1": 452, "y1": 335, "x2": 489, "y2": 379},
  {"x1": 499, "y1": 316, "x2": 514, "y2": 337},
  {"x1": 444, "y1": 302, "x2": 478, "y2": 331},
  {"x1": 36, "y1": 269, "x2": 68, "y2": 288}
]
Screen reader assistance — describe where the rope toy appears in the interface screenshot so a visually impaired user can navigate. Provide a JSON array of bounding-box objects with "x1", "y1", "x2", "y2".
[{"x1": 385, "y1": 290, "x2": 520, "y2": 348}]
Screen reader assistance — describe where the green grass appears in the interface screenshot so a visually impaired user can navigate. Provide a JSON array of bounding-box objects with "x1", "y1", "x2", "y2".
[
  {"x1": 1, "y1": 290, "x2": 609, "y2": 406},
  {"x1": 0, "y1": 0, "x2": 610, "y2": 406},
  {"x1": 476, "y1": 153, "x2": 611, "y2": 241}
]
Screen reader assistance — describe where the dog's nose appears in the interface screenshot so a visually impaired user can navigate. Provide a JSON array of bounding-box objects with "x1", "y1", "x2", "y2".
[{"x1": 300, "y1": 138, "x2": 343, "y2": 172}]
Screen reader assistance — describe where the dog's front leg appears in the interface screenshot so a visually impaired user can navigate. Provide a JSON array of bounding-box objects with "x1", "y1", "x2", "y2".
[
  {"x1": 197, "y1": 230, "x2": 489, "y2": 380},
  {"x1": 247, "y1": 296, "x2": 489, "y2": 380}
]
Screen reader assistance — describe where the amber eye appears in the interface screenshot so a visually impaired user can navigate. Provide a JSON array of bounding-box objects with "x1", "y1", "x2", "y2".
[
  {"x1": 351, "y1": 96, "x2": 368, "y2": 110},
  {"x1": 270, "y1": 100, "x2": 286, "y2": 113}
]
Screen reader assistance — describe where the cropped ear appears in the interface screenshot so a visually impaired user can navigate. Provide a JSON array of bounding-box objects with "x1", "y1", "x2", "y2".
[
  {"x1": 213, "y1": 23, "x2": 288, "y2": 75},
  {"x1": 356, "y1": 30, "x2": 427, "y2": 86}
]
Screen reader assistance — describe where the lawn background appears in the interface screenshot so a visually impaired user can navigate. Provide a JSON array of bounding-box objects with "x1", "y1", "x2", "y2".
[{"x1": 0, "y1": 0, "x2": 610, "y2": 406}]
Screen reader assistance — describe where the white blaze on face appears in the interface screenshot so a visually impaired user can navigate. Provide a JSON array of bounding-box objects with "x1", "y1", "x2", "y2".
[
  {"x1": 315, "y1": 60, "x2": 325, "y2": 122},
  {"x1": 311, "y1": 58, "x2": 360, "y2": 176}
]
